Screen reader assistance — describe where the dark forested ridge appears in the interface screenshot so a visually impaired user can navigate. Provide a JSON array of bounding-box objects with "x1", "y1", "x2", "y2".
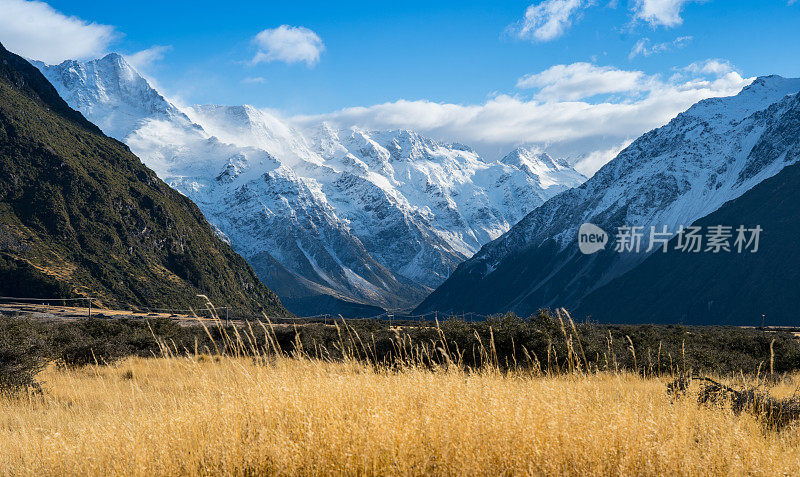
[{"x1": 0, "y1": 43, "x2": 288, "y2": 315}]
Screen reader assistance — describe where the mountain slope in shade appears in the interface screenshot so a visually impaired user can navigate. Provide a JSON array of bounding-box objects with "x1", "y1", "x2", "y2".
[
  {"x1": 34, "y1": 54, "x2": 586, "y2": 316},
  {"x1": 415, "y1": 76, "x2": 800, "y2": 318},
  {"x1": 578, "y1": 123, "x2": 800, "y2": 325},
  {"x1": 0, "y1": 43, "x2": 288, "y2": 316}
]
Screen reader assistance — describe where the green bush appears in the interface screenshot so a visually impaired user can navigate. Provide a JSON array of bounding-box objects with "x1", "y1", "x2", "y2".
[{"x1": 0, "y1": 318, "x2": 50, "y2": 395}]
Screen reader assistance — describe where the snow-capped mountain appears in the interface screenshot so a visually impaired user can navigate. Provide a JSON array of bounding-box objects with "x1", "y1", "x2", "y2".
[
  {"x1": 416, "y1": 75, "x2": 800, "y2": 317},
  {"x1": 302, "y1": 127, "x2": 585, "y2": 288},
  {"x1": 32, "y1": 54, "x2": 190, "y2": 140},
  {"x1": 34, "y1": 54, "x2": 585, "y2": 316}
]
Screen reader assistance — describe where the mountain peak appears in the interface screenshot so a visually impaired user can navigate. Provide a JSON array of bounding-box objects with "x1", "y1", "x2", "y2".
[
  {"x1": 501, "y1": 147, "x2": 562, "y2": 170},
  {"x1": 744, "y1": 74, "x2": 790, "y2": 90},
  {"x1": 309, "y1": 121, "x2": 341, "y2": 145},
  {"x1": 498, "y1": 147, "x2": 586, "y2": 193},
  {"x1": 40, "y1": 52, "x2": 138, "y2": 81},
  {"x1": 317, "y1": 121, "x2": 339, "y2": 136},
  {"x1": 34, "y1": 53, "x2": 185, "y2": 140},
  {"x1": 737, "y1": 75, "x2": 800, "y2": 100},
  {"x1": 101, "y1": 52, "x2": 125, "y2": 62},
  {"x1": 683, "y1": 74, "x2": 800, "y2": 122}
]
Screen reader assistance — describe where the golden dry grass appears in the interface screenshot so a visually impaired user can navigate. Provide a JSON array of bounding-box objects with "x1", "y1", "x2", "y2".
[{"x1": 2, "y1": 355, "x2": 800, "y2": 476}]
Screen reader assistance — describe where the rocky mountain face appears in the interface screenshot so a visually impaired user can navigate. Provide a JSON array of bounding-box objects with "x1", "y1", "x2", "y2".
[
  {"x1": 0, "y1": 43, "x2": 288, "y2": 316},
  {"x1": 579, "y1": 150, "x2": 800, "y2": 326},
  {"x1": 415, "y1": 76, "x2": 800, "y2": 318},
  {"x1": 34, "y1": 54, "x2": 585, "y2": 316}
]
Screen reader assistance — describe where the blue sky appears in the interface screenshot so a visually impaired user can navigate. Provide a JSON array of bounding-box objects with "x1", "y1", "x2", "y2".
[
  {"x1": 2, "y1": 0, "x2": 799, "y2": 173},
  {"x1": 24, "y1": 0, "x2": 800, "y2": 112}
]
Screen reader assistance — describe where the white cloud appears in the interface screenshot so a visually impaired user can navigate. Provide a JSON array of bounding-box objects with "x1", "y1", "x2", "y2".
[
  {"x1": 251, "y1": 25, "x2": 324, "y2": 67},
  {"x1": 682, "y1": 58, "x2": 734, "y2": 76},
  {"x1": 516, "y1": 63, "x2": 650, "y2": 101},
  {"x1": 242, "y1": 76, "x2": 267, "y2": 84},
  {"x1": 574, "y1": 140, "x2": 633, "y2": 176},
  {"x1": 124, "y1": 45, "x2": 171, "y2": 71},
  {"x1": 508, "y1": 0, "x2": 587, "y2": 42},
  {"x1": 0, "y1": 0, "x2": 117, "y2": 63},
  {"x1": 294, "y1": 60, "x2": 752, "y2": 177},
  {"x1": 629, "y1": 36, "x2": 692, "y2": 59},
  {"x1": 632, "y1": 0, "x2": 700, "y2": 27}
]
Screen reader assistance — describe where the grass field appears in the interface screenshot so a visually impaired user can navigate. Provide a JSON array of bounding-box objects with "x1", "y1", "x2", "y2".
[
  {"x1": 2, "y1": 350, "x2": 800, "y2": 476},
  {"x1": 3, "y1": 309, "x2": 800, "y2": 476}
]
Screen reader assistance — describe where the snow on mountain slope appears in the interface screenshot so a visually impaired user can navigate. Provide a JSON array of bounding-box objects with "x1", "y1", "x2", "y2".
[
  {"x1": 176, "y1": 104, "x2": 586, "y2": 289},
  {"x1": 416, "y1": 75, "x2": 800, "y2": 317},
  {"x1": 33, "y1": 54, "x2": 191, "y2": 141},
  {"x1": 185, "y1": 105, "x2": 325, "y2": 167},
  {"x1": 496, "y1": 147, "x2": 588, "y2": 220},
  {"x1": 125, "y1": 113, "x2": 426, "y2": 314},
  {"x1": 302, "y1": 127, "x2": 586, "y2": 286},
  {"x1": 33, "y1": 54, "x2": 586, "y2": 315}
]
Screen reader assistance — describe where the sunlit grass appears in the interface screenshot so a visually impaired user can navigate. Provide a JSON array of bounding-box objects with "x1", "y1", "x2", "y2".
[
  {"x1": 2, "y1": 354, "x2": 800, "y2": 476},
  {"x1": 2, "y1": 306, "x2": 799, "y2": 476}
]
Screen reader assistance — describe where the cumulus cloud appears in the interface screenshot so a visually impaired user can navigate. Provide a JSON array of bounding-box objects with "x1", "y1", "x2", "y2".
[
  {"x1": 632, "y1": 0, "x2": 700, "y2": 27},
  {"x1": 629, "y1": 36, "x2": 692, "y2": 59},
  {"x1": 516, "y1": 63, "x2": 650, "y2": 101},
  {"x1": 0, "y1": 0, "x2": 117, "y2": 63},
  {"x1": 251, "y1": 25, "x2": 324, "y2": 67},
  {"x1": 124, "y1": 45, "x2": 171, "y2": 71},
  {"x1": 507, "y1": 0, "x2": 587, "y2": 42},
  {"x1": 294, "y1": 61, "x2": 752, "y2": 177}
]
